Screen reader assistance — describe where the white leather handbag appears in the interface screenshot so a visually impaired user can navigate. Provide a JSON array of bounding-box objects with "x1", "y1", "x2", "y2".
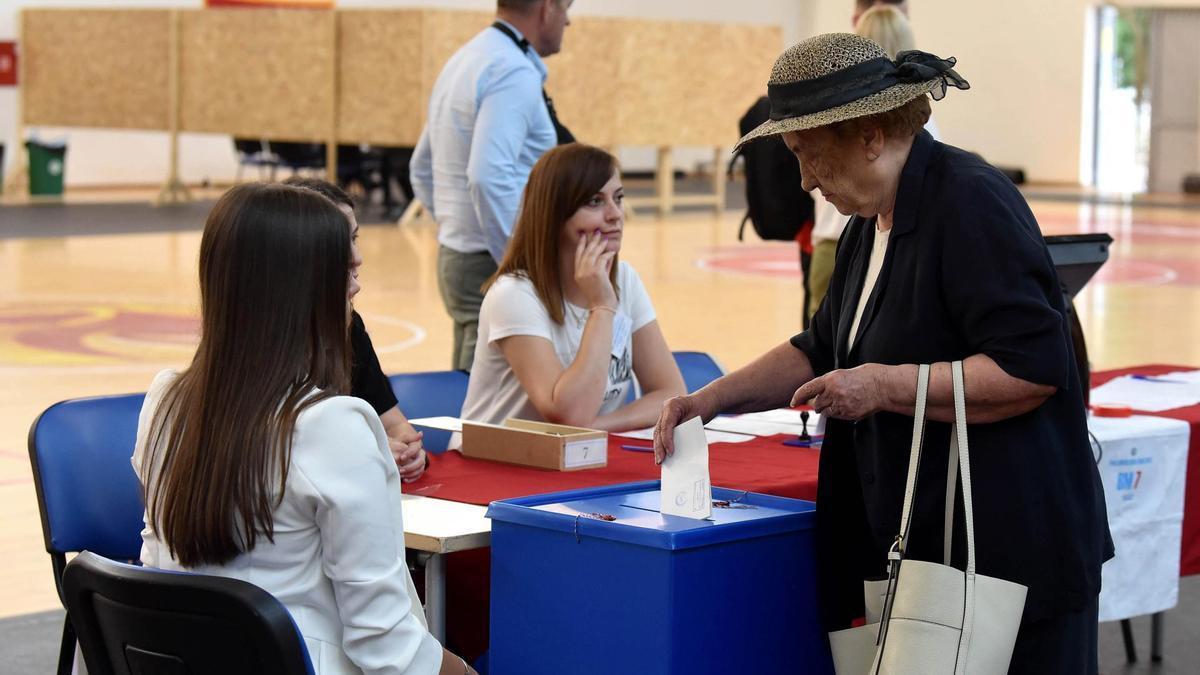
[{"x1": 828, "y1": 361, "x2": 1028, "y2": 674}]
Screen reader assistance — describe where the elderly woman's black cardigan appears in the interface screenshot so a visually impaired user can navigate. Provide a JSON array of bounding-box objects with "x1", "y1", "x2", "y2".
[{"x1": 792, "y1": 130, "x2": 1113, "y2": 628}]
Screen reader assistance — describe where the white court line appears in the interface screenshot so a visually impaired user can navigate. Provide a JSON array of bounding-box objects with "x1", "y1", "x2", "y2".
[{"x1": 358, "y1": 312, "x2": 428, "y2": 354}]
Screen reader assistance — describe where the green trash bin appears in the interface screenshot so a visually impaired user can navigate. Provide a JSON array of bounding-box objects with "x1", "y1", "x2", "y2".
[{"x1": 26, "y1": 139, "x2": 67, "y2": 196}]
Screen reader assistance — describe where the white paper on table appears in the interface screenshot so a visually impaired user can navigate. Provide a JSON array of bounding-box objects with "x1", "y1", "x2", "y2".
[
  {"x1": 738, "y1": 409, "x2": 823, "y2": 430},
  {"x1": 407, "y1": 416, "x2": 463, "y2": 432},
  {"x1": 660, "y1": 416, "x2": 712, "y2": 520},
  {"x1": 614, "y1": 426, "x2": 754, "y2": 444},
  {"x1": 1090, "y1": 372, "x2": 1200, "y2": 412},
  {"x1": 705, "y1": 415, "x2": 817, "y2": 438}
]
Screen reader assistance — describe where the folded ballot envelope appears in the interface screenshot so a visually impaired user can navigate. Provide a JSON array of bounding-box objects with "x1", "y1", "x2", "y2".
[{"x1": 660, "y1": 416, "x2": 712, "y2": 520}]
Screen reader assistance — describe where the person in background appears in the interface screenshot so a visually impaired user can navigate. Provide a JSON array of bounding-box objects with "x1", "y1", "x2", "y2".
[
  {"x1": 283, "y1": 177, "x2": 426, "y2": 482},
  {"x1": 854, "y1": 0, "x2": 907, "y2": 24},
  {"x1": 459, "y1": 143, "x2": 685, "y2": 431},
  {"x1": 411, "y1": 0, "x2": 575, "y2": 371},
  {"x1": 133, "y1": 183, "x2": 476, "y2": 674},
  {"x1": 808, "y1": 0, "x2": 926, "y2": 322}
]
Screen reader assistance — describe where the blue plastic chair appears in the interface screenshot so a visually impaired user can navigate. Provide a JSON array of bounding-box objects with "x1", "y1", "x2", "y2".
[
  {"x1": 672, "y1": 351, "x2": 727, "y2": 394},
  {"x1": 64, "y1": 551, "x2": 314, "y2": 675},
  {"x1": 27, "y1": 393, "x2": 147, "y2": 675},
  {"x1": 388, "y1": 370, "x2": 471, "y2": 453}
]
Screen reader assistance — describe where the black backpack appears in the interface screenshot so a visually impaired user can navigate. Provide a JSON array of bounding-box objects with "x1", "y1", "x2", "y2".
[{"x1": 733, "y1": 96, "x2": 815, "y2": 241}]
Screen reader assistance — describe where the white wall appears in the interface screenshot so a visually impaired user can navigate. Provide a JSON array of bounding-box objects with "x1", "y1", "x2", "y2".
[
  {"x1": 1148, "y1": 10, "x2": 1200, "y2": 193},
  {"x1": 0, "y1": 0, "x2": 807, "y2": 187},
  {"x1": 807, "y1": 0, "x2": 1096, "y2": 185}
]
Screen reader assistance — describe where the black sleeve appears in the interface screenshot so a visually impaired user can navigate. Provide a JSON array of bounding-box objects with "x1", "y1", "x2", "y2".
[
  {"x1": 940, "y1": 175, "x2": 1072, "y2": 390},
  {"x1": 349, "y1": 311, "x2": 400, "y2": 415},
  {"x1": 790, "y1": 308, "x2": 836, "y2": 377},
  {"x1": 790, "y1": 226, "x2": 848, "y2": 377}
]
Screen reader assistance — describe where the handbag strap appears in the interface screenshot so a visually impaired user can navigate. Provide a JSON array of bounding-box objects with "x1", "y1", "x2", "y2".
[
  {"x1": 895, "y1": 361, "x2": 974, "y2": 573},
  {"x1": 895, "y1": 364, "x2": 930, "y2": 556},
  {"x1": 950, "y1": 360, "x2": 976, "y2": 574},
  {"x1": 943, "y1": 423, "x2": 958, "y2": 565}
]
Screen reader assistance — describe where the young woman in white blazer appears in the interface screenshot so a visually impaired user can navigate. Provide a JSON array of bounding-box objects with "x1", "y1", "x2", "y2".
[{"x1": 133, "y1": 183, "x2": 476, "y2": 675}]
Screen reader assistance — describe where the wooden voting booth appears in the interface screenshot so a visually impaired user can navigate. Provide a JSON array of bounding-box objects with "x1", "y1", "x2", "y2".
[{"x1": 15, "y1": 7, "x2": 780, "y2": 212}]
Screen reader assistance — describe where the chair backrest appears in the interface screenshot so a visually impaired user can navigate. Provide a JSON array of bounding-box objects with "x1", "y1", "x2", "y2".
[
  {"x1": 28, "y1": 394, "x2": 147, "y2": 565},
  {"x1": 64, "y1": 551, "x2": 314, "y2": 675},
  {"x1": 672, "y1": 351, "x2": 727, "y2": 394},
  {"x1": 269, "y1": 141, "x2": 327, "y2": 170},
  {"x1": 388, "y1": 370, "x2": 470, "y2": 453},
  {"x1": 233, "y1": 137, "x2": 264, "y2": 156}
]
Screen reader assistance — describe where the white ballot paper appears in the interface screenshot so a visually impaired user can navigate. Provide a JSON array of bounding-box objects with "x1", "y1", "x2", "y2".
[
  {"x1": 614, "y1": 426, "x2": 754, "y2": 444},
  {"x1": 407, "y1": 416, "x2": 463, "y2": 432},
  {"x1": 1090, "y1": 372, "x2": 1200, "y2": 412},
  {"x1": 660, "y1": 416, "x2": 712, "y2": 520}
]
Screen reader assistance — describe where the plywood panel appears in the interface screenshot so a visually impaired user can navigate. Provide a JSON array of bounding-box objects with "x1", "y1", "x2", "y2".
[
  {"x1": 22, "y1": 9, "x2": 171, "y2": 130},
  {"x1": 614, "y1": 21, "x2": 781, "y2": 147},
  {"x1": 336, "y1": 10, "x2": 425, "y2": 146},
  {"x1": 180, "y1": 8, "x2": 334, "y2": 141},
  {"x1": 544, "y1": 17, "x2": 626, "y2": 147}
]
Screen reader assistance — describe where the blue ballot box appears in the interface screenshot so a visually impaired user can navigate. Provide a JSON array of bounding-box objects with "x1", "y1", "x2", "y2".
[{"x1": 485, "y1": 481, "x2": 833, "y2": 675}]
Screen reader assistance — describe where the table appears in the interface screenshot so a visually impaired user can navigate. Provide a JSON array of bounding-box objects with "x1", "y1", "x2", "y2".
[
  {"x1": 405, "y1": 433, "x2": 820, "y2": 505},
  {"x1": 1089, "y1": 414, "x2": 1190, "y2": 622},
  {"x1": 400, "y1": 495, "x2": 491, "y2": 642},
  {"x1": 1092, "y1": 365, "x2": 1200, "y2": 576}
]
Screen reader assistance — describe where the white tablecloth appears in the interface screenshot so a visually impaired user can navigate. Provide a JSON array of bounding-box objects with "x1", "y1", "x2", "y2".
[{"x1": 1091, "y1": 414, "x2": 1190, "y2": 622}]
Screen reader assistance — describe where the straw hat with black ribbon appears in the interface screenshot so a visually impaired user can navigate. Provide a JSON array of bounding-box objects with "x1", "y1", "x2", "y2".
[{"x1": 735, "y1": 33, "x2": 970, "y2": 152}]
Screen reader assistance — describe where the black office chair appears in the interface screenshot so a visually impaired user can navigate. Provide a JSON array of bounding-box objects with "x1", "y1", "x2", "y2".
[
  {"x1": 232, "y1": 138, "x2": 278, "y2": 182},
  {"x1": 269, "y1": 141, "x2": 327, "y2": 177},
  {"x1": 63, "y1": 551, "x2": 314, "y2": 675}
]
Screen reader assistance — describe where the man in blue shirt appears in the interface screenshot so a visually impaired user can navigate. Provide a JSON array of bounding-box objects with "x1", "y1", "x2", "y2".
[{"x1": 411, "y1": 0, "x2": 574, "y2": 371}]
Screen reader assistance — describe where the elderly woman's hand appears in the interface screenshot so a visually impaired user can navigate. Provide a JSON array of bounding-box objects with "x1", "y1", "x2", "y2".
[
  {"x1": 652, "y1": 393, "x2": 717, "y2": 465},
  {"x1": 790, "y1": 364, "x2": 890, "y2": 421}
]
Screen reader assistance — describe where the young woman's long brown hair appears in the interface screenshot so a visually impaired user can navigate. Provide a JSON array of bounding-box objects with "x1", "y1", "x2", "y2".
[
  {"x1": 487, "y1": 143, "x2": 620, "y2": 324},
  {"x1": 143, "y1": 183, "x2": 352, "y2": 567}
]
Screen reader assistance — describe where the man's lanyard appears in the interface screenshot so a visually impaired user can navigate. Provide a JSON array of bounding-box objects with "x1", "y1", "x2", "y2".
[{"x1": 491, "y1": 21, "x2": 575, "y2": 146}]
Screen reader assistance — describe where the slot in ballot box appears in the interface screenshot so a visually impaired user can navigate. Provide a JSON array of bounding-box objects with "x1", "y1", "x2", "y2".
[{"x1": 485, "y1": 481, "x2": 833, "y2": 675}]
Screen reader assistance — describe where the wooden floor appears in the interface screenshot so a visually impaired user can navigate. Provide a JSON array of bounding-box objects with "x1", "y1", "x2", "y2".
[{"x1": 2, "y1": 188, "x2": 1199, "y2": 617}]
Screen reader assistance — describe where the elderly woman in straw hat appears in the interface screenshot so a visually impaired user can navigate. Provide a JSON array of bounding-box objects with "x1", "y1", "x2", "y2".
[{"x1": 654, "y1": 34, "x2": 1111, "y2": 672}]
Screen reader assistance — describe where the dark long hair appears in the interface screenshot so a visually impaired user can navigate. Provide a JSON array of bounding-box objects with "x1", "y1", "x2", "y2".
[
  {"x1": 143, "y1": 183, "x2": 352, "y2": 567},
  {"x1": 487, "y1": 143, "x2": 620, "y2": 324}
]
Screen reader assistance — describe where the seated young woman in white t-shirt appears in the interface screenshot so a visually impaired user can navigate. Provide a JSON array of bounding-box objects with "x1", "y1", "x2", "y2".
[{"x1": 460, "y1": 143, "x2": 686, "y2": 431}]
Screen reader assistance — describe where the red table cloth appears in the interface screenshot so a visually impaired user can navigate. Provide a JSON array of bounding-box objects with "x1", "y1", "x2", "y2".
[{"x1": 406, "y1": 432, "x2": 820, "y2": 504}]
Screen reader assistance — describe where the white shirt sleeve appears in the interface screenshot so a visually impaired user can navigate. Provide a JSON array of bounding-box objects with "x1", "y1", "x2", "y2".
[
  {"x1": 409, "y1": 127, "x2": 436, "y2": 222},
  {"x1": 618, "y1": 263, "x2": 657, "y2": 332},
  {"x1": 133, "y1": 369, "x2": 179, "y2": 570},
  {"x1": 291, "y1": 404, "x2": 443, "y2": 675},
  {"x1": 483, "y1": 275, "x2": 556, "y2": 344},
  {"x1": 466, "y1": 66, "x2": 547, "y2": 262}
]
